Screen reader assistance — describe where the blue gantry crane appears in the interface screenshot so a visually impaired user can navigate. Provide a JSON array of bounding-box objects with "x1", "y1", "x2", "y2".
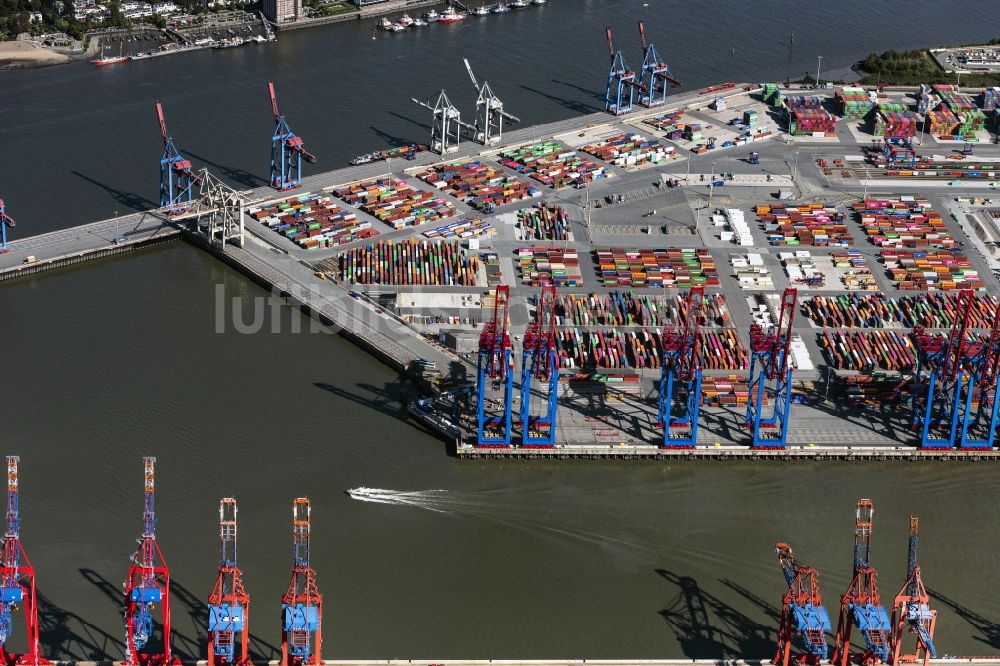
[
  {"x1": 520, "y1": 285, "x2": 559, "y2": 447},
  {"x1": 268, "y1": 81, "x2": 316, "y2": 191},
  {"x1": 281, "y1": 498, "x2": 322, "y2": 666},
  {"x1": 603, "y1": 26, "x2": 636, "y2": 115},
  {"x1": 911, "y1": 289, "x2": 973, "y2": 448},
  {"x1": 833, "y1": 499, "x2": 891, "y2": 666},
  {"x1": 746, "y1": 288, "x2": 798, "y2": 448},
  {"x1": 636, "y1": 20, "x2": 681, "y2": 108},
  {"x1": 956, "y1": 298, "x2": 1000, "y2": 449},
  {"x1": 0, "y1": 200, "x2": 14, "y2": 254},
  {"x1": 657, "y1": 285, "x2": 704, "y2": 448},
  {"x1": 890, "y1": 517, "x2": 937, "y2": 666},
  {"x1": 773, "y1": 543, "x2": 831, "y2": 666},
  {"x1": 155, "y1": 102, "x2": 198, "y2": 213},
  {"x1": 477, "y1": 285, "x2": 514, "y2": 446},
  {"x1": 0, "y1": 456, "x2": 43, "y2": 666},
  {"x1": 207, "y1": 498, "x2": 250, "y2": 666},
  {"x1": 883, "y1": 138, "x2": 917, "y2": 169}
]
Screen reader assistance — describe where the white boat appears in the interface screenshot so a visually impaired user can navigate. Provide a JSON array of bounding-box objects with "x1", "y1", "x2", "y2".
[
  {"x1": 377, "y1": 16, "x2": 393, "y2": 30},
  {"x1": 347, "y1": 487, "x2": 377, "y2": 499},
  {"x1": 491, "y1": 2, "x2": 510, "y2": 13},
  {"x1": 412, "y1": 18, "x2": 428, "y2": 26},
  {"x1": 437, "y1": 7, "x2": 466, "y2": 22},
  {"x1": 422, "y1": 9, "x2": 439, "y2": 20},
  {"x1": 510, "y1": 0, "x2": 528, "y2": 7},
  {"x1": 397, "y1": 12, "x2": 414, "y2": 25},
  {"x1": 388, "y1": 23, "x2": 406, "y2": 31},
  {"x1": 532, "y1": 0, "x2": 546, "y2": 4},
  {"x1": 473, "y1": 4, "x2": 489, "y2": 15}
]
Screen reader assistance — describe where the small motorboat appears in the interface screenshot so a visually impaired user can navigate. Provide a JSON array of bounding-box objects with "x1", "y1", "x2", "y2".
[
  {"x1": 491, "y1": 2, "x2": 510, "y2": 13},
  {"x1": 422, "y1": 9, "x2": 440, "y2": 20},
  {"x1": 388, "y1": 22, "x2": 406, "y2": 31},
  {"x1": 437, "y1": 7, "x2": 466, "y2": 21},
  {"x1": 412, "y1": 18, "x2": 428, "y2": 26},
  {"x1": 377, "y1": 16, "x2": 393, "y2": 29},
  {"x1": 473, "y1": 4, "x2": 489, "y2": 14},
  {"x1": 510, "y1": 0, "x2": 528, "y2": 7},
  {"x1": 397, "y1": 12, "x2": 414, "y2": 25}
]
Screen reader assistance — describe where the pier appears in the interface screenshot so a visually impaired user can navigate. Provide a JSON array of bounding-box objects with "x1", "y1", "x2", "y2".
[{"x1": 8, "y1": 81, "x2": 1000, "y2": 455}]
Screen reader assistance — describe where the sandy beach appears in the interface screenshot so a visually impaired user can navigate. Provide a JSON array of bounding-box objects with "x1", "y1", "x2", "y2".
[{"x1": 0, "y1": 40, "x2": 72, "y2": 69}]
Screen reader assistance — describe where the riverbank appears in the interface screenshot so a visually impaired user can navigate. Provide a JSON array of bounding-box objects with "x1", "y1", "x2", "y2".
[{"x1": 0, "y1": 40, "x2": 71, "y2": 69}]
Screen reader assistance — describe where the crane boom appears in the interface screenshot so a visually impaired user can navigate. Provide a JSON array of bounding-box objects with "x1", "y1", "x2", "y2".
[
  {"x1": 463, "y1": 58, "x2": 480, "y2": 91},
  {"x1": 155, "y1": 102, "x2": 169, "y2": 144},
  {"x1": 267, "y1": 81, "x2": 281, "y2": 122}
]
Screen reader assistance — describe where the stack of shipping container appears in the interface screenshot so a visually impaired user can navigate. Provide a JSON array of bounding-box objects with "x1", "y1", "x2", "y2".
[
  {"x1": 552, "y1": 327, "x2": 747, "y2": 371},
  {"x1": 784, "y1": 96, "x2": 836, "y2": 136},
  {"x1": 498, "y1": 141, "x2": 609, "y2": 189},
  {"x1": 644, "y1": 110, "x2": 685, "y2": 136},
  {"x1": 803, "y1": 292, "x2": 998, "y2": 329},
  {"x1": 835, "y1": 87, "x2": 875, "y2": 119},
  {"x1": 853, "y1": 198, "x2": 954, "y2": 249},
  {"x1": 916, "y1": 84, "x2": 940, "y2": 114},
  {"x1": 422, "y1": 217, "x2": 495, "y2": 240},
  {"x1": 595, "y1": 248, "x2": 719, "y2": 288},
  {"x1": 516, "y1": 246, "x2": 583, "y2": 287},
  {"x1": 881, "y1": 248, "x2": 984, "y2": 291},
  {"x1": 248, "y1": 192, "x2": 376, "y2": 250},
  {"x1": 762, "y1": 83, "x2": 783, "y2": 108},
  {"x1": 982, "y1": 87, "x2": 1000, "y2": 111},
  {"x1": 756, "y1": 202, "x2": 851, "y2": 247},
  {"x1": 581, "y1": 132, "x2": 675, "y2": 168},
  {"x1": 519, "y1": 204, "x2": 571, "y2": 242},
  {"x1": 873, "y1": 102, "x2": 916, "y2": 138},
  {"x1": 820, "y1": 329, "x2": 917, "y2": 372},
  {"x1": 553, "y1": 291, "x2": 734, "y2": 328},
  {"x1": 333, "y1": 178, "x2": 456, "y2": 230},
  {"x1": 416, "y1": 160, "x2": 538, "y2": 211},
  {"x1": 338, "y1": 239, "x2": 480, "y2": 286}
]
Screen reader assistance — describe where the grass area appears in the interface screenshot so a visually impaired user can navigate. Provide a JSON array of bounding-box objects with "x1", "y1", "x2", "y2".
[
  {"x1": 304, "y1": 0, "x2": 356, "y2": 17},
  {"x1": 856, "y1": 47, "x2": 1000, "y2": 87}
]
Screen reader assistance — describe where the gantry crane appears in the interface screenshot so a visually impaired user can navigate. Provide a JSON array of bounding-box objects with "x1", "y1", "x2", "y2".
[
  {"x1": 603, "y1": 26, "x2": 636, "y2": 115},
  {"x1": 657, "y1": 285, "x2": 704, "y2": 448},
  {"x1": 955, "y1": 297, "x2": 1000, "y2": 448},
  {"x1": 890, "y1": 517, "x2": 937, "y2": 666},
  {"x1": 832, "y1": 499, "x2": 891, "y2": 666},
  {"x1": 0, "y1": 200, "x2": 14, "y2": 254},
  {"x1": 746, "y1": 288, "x2": 798, "y2": 448},
  {"x1": 281, "y1": 498, "x2": 321, "y2": 666},
  {"x1": 155, "y1": 103, "x2": 198, "y2": 213},
  {"x1": 477, "y1": 285, "x2": 514, "y2": 446},
  {"x1": 207, "y1": 498, "x2": 250, "y2": 666},
  {"x1": 773, "y1": 543, "x2": 831, "y2": 666},
  {"x1": 268, "y1": 81, "x2": 316, "y2": 191},
  {"x1": 520, "y1": 285, "x2": 558, "y2": 447},
  {"x1": 636, "y1": 20, "x2": 681, "y2": 108},
  {"x1": 123, "y1": 457, "x2": 175, "y2": 666},
  {"x1": 411, "y1": 91, "x2": 476, "y2": 155},
  {"x1": 911, "y1": 289, "x2": 974, "y2": 448},
  {"x1": 883, "y1": 138, "x2": 917, "y2": 169},
  {"x1": 463, "y1": 58, "x2": 520, "y2": 146},
  {"x1": 0, "y1": 457, "x2": 45, "y2": 666}
]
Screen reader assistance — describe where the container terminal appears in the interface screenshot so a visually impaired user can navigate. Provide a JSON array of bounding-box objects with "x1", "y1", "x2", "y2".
[
  {"x1": 7, "y1": 25, "x2": 1000, "y2": 458},
  {"x1": 0, "y1": 455, "x2": 992, "y2": 664}
]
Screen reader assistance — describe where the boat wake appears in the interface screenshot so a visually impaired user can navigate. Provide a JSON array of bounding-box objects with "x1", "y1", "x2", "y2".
[{"x1": 346, "y1": 487, "x2": 452, "y2": 513}]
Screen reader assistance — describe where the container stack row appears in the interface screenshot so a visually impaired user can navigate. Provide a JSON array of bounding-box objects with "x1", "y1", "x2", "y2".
[
  {"x1": 332, "y1": 178, "x2": 457, "y2": 230},
  {"x1": 916, "y1": 85, "x2": 940, "y2": 114},
  {"x1": 803, "y1": 292, "x2": 999, "y2": 329},
  {"x1": 762, "y1": 83, "x2": 782, "y2": 108},
  {"x1": 552, "y1": 327, "x2": 747, "y2": 371},
  {"x1": 787, "y1": 106, "x2": 837, "y2": 136},
  {"x1": 881, "y1": 249, "x2": 983, "y2": 291},
  {"x1": 516, "y1": 246, "x2": 583, "y2": 287},
  {"x1": 644, "y1": 110, "x2": 686, "y2": 136},
  {"x1": 595, "y1": 248, "x2": 719, "y2": 288},
  {"x1": 249, "y1": 193, "x2": 376, "y2": 250},
  {"x1": 884, "y1": 161, "x2": 999, "y2": 181},
  {"x1": 820, "y1": 329, "x2": 917, "y2": 372},
  {"x1": 832, "y1": 250, "x2": 878, "y2": 290},
  {"x1": 835, "y1": 87, "x2": 874, "y2": 119},
  {"x1": 422, "y1": 217, "x2": 495, "y2": 240},
  {"x1": 498, "y1": 141, "x2": 609, "y2": 189},
  {"x1": 874, "y1": 102, "x2": 917, "y2": 138},
  {"x1": 926, "y1": 107, "x2": 960, "y2": 139},
  {"x1": 853, "y1": 197, "x2": 954, "y2": 249},
  {"x1": 337, "y1": 239, "x2": 480, "y2": 286},
  {"x1": 519, "y1": 204, "x2": 572, "y2": 241},
  {"x1": 757, "y1": 202, "x2": 851, "y2": 247},
  {"x1": 723, "y1": 208, "x2": 754, "y2": 246},
  {"x1": 553, "y1": 291, "x2": 734, "y2": 328},
  {"x1": 982, "y1": 87, "x2": 1000, "y2": 111},
  {"x1": 415, "y1": 160, "x2": 537, "y2": 211},
  {"x1": 581, "y1": 132, "x2": 675, "y2": 168}
]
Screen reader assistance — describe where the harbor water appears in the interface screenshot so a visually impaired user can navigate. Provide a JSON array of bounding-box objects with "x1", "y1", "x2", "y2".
[{"x1": 2, "y1": 0, "x2": 1000, "y2": 660}]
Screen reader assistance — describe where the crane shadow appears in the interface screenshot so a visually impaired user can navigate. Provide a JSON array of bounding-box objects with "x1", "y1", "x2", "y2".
[
  {"x1": 720, "y1": 578, "x2": 782, "y2": 624},
  {"x1": 71, "y1": 171, "x2": 157, "y2": 212},
  {"x1": 389, "y1": 110, "x2": 432, "y2": 133},
  {"x1": 314, "y1": 379, "x2": 415, "y2": 421},
  {"x1": 656, "y1": 568, "x2": 774, "y2": 659},
  {"x1": 78, "y1": 568, "x2": 167, "y2": 659},
  {"x1": 928, "y1": 587, "x2": 1000, "y2": 649},
  {"x1": 551, "y1": 78, "x2": 606, "y2": 103},
  {"x1": 519, "y1": 84, "x2": 600, "y2": 116},
  {"x1": 369, "y1": 125, "x2": 418, "y2": 151},
  {"x1": 37, "y1": 588, "x2": 126, "y2": 661},
  {"x1": 185, "y1": 151, "x2": 266, "y2": 189}
]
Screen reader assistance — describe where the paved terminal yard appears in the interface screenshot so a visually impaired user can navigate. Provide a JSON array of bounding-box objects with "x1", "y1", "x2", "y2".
[{"x1": 7, "y1": 82, "x2": 1000, "y2": 457}]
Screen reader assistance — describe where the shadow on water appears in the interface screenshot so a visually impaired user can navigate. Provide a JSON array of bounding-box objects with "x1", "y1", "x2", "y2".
[
  {"x1": 71, "y1": 171, "x2": 157, "y2": 213},
  {"x1": 314, "y1": 379, "x2": 414, "y2": 421},
  {"x1": 720, "y1": 578, "x2": 782, "y2": 624},
  {"x1": 38, "y1": 589, "x2": 125, "y2": 661},
  {"x1": 369, "y1": 125, "x2": 419, "y2": 151},
  {"x1": 78, "y1": 568, "x2": 168, "y2": 659},
  {"x1": 928, "y1": 588, "x2": 1000, "y2": 650},
  {"x1": 185, "y1": 151, "x2": 266, "y2": 189},
  {"x1": 389, "y1": 110, "x2": 431, "y2": 133},
  {"x1": 519, "y1": 84, "x2": 601, "y2": 116},
  {"x1": 550, "y1": 78, "x2": 606, "y2": 103},
  {"x1": 656, "y1": 569, "x2": 774, "y2": 659}
]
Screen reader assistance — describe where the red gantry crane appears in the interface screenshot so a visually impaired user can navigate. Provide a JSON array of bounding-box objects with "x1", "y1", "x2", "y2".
[
  {"x1": 890, "y1": 518, "x2": 937, "y2": 666},
  {"x1": 476, "y1": 285, "x2": 514, "y2": 446},
  {"x1": 0, "y1": 456, "x2": 47, "y2": 666},
  {"x1": 207, "y1": 498, "x2": 250, "y2": 666},
  {"x1": 281, "y1": 498, "x2": 322, "y2": 666},
  {"x1": 268, "y1": 81, "x2": 316, "y2": 191},
  {"x1": 746, "y1": 288, "x2": 798, "y2": 448},
  {"x1": 773, "y1": 543, "x2": 831, "y2": 666},
  {"x1": 832, "y1": 499, "x2": 891, "y2": 666},
  {"x1": 123, "y1": 457, "x2": 176, "y2": 666},
  {"x1": 657, "y1": 285, "x2": 704, "y2": 448},
  {"x1": 155, "y1": 103, "x2": 198, "y2": 213},
  {"x1": 520, "y1": 285, "x2": 559, "y2": 447}
]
